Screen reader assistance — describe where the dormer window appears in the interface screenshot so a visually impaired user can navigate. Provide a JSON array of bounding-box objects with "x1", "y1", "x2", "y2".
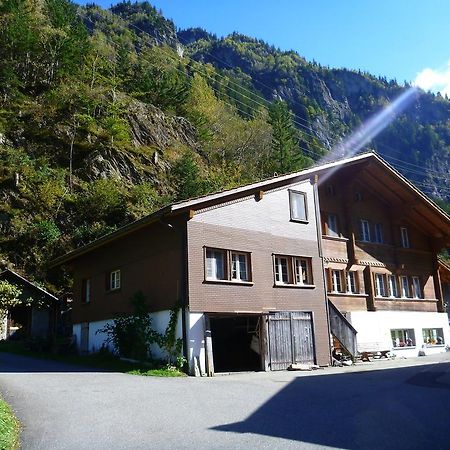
[{"x1": 289, "y1": 190, "x2": 308, "y2": 222}]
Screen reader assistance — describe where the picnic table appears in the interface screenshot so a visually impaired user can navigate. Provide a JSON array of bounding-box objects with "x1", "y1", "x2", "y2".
[{"x1": 359, "y1": 350, "x2": 390, "y2": 362}]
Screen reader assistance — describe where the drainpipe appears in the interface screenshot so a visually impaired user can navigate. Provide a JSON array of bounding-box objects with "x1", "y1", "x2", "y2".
[{"x1": 312, "y1": 175, "x2": 333, "y2": 366}]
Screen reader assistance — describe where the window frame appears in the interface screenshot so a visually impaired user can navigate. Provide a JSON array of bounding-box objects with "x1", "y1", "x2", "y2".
[
  {"x1": 204, "y1": 247, "x2": 252, "y2": 283},
  {"x1": 205, "y1": 248, "x2": 227, "y2": 281},
  {"x1": 422, "y1": 328, "x2": 445, "y2": 346},
  {"x1": 231, "y1": 251, "x2": 250, "y2": 282},
  {"x1": 326, "y1": 213, "x2": 339, "y2": 237},
  {"x1": 411, "y1": 276, "x2": 422, "y2": 299},
  {"x1": 82, "y1": 278, "x2": 91, "y2": 304},
  {"x1": 331, "y1": 269, "x2": 343, "y2": 293},
  {"x1": 400, "y1": 227, "x2": 410, "y2": 248},
  {"x1": 359, "y1": 219, "x2": 371, "y2": 242},
  {"x1": 274, "y1": 254, "x2": 314, "y2": 287},
  {"x1": 109, "y1": 269, "x2": 121, "y2": 291},
  {"x1": 400, "y1": 275, "x2": 410, "y2": 298},
  {"x1": 346, "y1": 271, "x2": 358, "y2": 294},
  {"x1": 388, "y1": 275, "x2": 398, "y2": 298},
  {"x1": 374, "y1": 273, "x2": 387, "y2": 297},
  {"x1": 391, "y1": 329, "x2": 416, "y2": 348},
  {"x1": 289, "y1": 190, "x2": 308, "y2": 223},
  {"x1": 374, "y1": 223, "x2": 384, "y2": 244}
]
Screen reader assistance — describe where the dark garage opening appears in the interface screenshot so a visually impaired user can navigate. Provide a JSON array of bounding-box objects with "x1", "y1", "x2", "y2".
[{"x1": 210, "y1": 315, "x2": 261, "y2": 373}]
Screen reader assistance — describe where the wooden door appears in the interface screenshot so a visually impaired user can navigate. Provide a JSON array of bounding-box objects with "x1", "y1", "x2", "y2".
[{"x1": 268, "y1": 311, "x2": 315, "y2": 370}]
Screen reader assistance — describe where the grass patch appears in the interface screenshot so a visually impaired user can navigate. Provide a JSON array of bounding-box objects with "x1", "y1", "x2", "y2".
[
  {"x1": 0, "y1": 341, "x2": 186, "y2": 377},
  {"x1": 0, "y1": 396, "x2": 20, "y2": 450}
]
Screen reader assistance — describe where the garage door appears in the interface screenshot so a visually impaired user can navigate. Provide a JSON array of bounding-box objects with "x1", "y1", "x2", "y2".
[{"x1": 268, "y1": 311, "x2": 315, "y2": 370}]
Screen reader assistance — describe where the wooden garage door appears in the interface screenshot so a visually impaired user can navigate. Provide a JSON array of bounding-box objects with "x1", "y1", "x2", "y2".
[{"x1": 268, "y1": 312, "x2": 315, "y2": 370}]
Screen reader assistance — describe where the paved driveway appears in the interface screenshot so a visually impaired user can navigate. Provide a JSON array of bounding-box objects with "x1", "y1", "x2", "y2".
[{"x1": 1, "y1": 352, "x2": 450, "y2": 449}]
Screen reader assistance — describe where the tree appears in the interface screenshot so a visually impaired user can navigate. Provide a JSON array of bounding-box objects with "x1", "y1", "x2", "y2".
[{"x1": 268, "y1": 100, "x2": 301, "y2": 174}]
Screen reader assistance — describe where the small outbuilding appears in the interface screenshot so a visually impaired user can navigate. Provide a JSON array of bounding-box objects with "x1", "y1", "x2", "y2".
[{"x1": 0, "y1": 268, "x2": 59, "y2": 341}]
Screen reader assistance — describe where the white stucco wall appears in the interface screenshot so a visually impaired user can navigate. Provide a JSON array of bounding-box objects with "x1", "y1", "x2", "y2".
[
  {"x1": 72, "y1": 309, "x2": 183, "y2": 360},
  {"x1": 187, "y1": 312, "x2": 206, "y2": 376},
  {"x1": 348, "y1": 310, "x2": 450, "y2": 357}
]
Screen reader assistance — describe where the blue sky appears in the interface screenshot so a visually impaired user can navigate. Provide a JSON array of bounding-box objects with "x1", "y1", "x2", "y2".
[{"x1": 75, "y1": 0, "x2": 450, "y2": 94}]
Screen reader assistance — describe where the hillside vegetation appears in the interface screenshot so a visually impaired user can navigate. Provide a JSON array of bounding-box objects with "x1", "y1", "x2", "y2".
[{"x1": 0, "y1": 0, "x2": 449, "y2": 291}]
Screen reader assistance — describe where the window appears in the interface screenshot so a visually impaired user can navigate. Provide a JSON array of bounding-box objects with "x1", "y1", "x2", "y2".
[
  {"x1": 347, "y1": 271, "x2": 357, "y2": 294},
  {"x1": 388, "y1": 275, "x2": 398, "y2": 298},
  {"x1": 231, "y1": 252, "x2": 249, "y2": 282},
  {"x1": 400, "y1": 276, "x2": 410, "y2": 298},
  {"x1": 326, "y1": 214, "x2": 339, "y2": 237},
  {"x1": 82, "y1": 279, "x2": 91, "y2": 303},
  {"x1": 422, "y1": 328, "x2": 444, "y2": 346},
  {"x1": 359, "y1": 219, "x2": 371, "y2": 242},
  {"x1": 374, "y1": 223, "x2": 384, "y2": 244},
  {"x1": 274, "y1": 255, "x2": 313, "y2": 286},
  {"x1": 354, "y1": 191, "x2": 363, "y2": 202},
  {"x1": 326, "y1": 184, "x2": 335, "y2": 196},
  {"x1": 294, "y1": 257, "x2": 311, "y2": 286},
  {"x1": 412, "y1": 276, "x2": 422, "y2": 299},
  {"x1": 205, "y1": 248, "x2": 250, "y2": 282},
  {"x1": 331, "y1": 270, "x2": 343, "y2": 293},
  {"x1": 391, "y1": 329, "x2": 415, "y2": 348},
  {"x1": 289, "y1": 190, "x2": 308, "y2": 222},
  {"x1": 375, "y1": 273, "x2": 387, "y2": 297},
  {"x1": 108, "y1": 270, "x2": 121, "y2": 291},
  {"x1": 400, "y1": 227, "x2": 410, "y2": 248}
]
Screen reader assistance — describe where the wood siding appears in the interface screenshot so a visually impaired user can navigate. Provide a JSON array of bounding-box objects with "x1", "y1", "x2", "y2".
[{"x1": 71, "y1": 219, "x2": 184, "y2": 324}]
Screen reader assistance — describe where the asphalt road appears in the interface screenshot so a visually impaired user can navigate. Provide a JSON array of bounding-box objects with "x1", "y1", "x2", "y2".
[{"x1": 1, "y1": 352, "x2": 450, "y2": 450}]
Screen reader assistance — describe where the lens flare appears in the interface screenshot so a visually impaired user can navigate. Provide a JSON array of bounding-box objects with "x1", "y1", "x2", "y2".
[{"x1": 322, "y1": 87, "x2": 419, "y2": 163}]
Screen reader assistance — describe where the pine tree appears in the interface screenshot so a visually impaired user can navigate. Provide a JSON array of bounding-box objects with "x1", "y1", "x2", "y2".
[{"x1": 268, "y1": 99, "x2": 300, "y2": 174}]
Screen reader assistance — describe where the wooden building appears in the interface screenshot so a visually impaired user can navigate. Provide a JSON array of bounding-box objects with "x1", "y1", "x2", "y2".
[
  {"x1": 53, "y1": 152, "x2": 450, "y2": 374},
  {"x1": 0, "y1": 269, "x2": 59, "y2": 340}
]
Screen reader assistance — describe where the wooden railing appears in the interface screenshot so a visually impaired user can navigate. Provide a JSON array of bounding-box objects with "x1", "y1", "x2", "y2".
[{"x1": 328, "y1": 299, "x2": 357, "y2": 358}]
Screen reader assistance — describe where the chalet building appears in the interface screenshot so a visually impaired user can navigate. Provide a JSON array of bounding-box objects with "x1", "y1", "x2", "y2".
[
  {"x1": 53, "y1": 153, "x2": 450, "y2": 374},
  {"x1": 319, "y1": 156, "x2": 450, "y2": 357}
]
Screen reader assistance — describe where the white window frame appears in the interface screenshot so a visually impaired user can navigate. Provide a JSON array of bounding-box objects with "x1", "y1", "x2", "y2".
[
  {"x1": 375, "y1": 273, "x2": 386, "y2": 297},
  {"x1": 391, "y1": 329, "x2": 415, "y2": 348},
  {"x1": 422, "y1": 328, "x2": 445, "y2": 346},
  {"x1": 360, "y1": 219, "x2": 371, "y2": 242},
  {"x1": 347, "y1": 271, "x2": 357, "y2": 294},
  {"x1": 326, "y1": 214, "x2": 339, "y2": 237},
  {"x1": 110, "y1": 270, "x2": 121, "y2": 291},
  {"x1": 231, "y1": 252, "x2": 249, "y2": 282},
  {"x1": 388, "y1": 275, "x2": 398, "y2": 298},
  {"x1": 274, "y1": 256, "x2": 290, "y2": 284},
  {"x1": 400, "y1": 276, "x2": 410, "y2": 298},
  {"x1": 412, "y1": 276, "x2": 422, "y2": 299},
  {"x1": 400, "y1": 227, "x2": 410, "y2": 248},
  {"x1": 331, "y1": 269, "x2": 343, "y2": 293},
  {"x1": 206, "y1": 248, "x2": 226, "y2": 281},
  {"x1": 374, "y1": 223, "x2": 384, "y2": 244},
  {"x1": 289, "y1": 190, "x2": 308, "y2": 222},
  {"x1": 294, "y1": 257, "x2": 312, "y2": 286}
]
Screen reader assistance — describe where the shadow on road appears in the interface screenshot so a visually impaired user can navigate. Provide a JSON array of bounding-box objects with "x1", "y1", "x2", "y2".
[
  {"x1": 0, "y1": 352, "x2": 111, "y2": 373},
  {"x1": 212, "y1": 363, "x2": 450, "y2": 449}
]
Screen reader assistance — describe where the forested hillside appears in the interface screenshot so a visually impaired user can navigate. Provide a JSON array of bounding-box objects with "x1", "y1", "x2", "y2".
[{"x1": 0, "y1": 0, "x2": 449, "y2": 291}]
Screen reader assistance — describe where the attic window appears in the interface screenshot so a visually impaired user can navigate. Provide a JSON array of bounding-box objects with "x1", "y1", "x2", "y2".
[
  {"x1": 289, "y1": 190, "x2": 308, "y2": 222},
  {"x1": 354, "y1": 191, "x2": 363, "y2": 202},
  {"x1": 326, "y1": 184, "x2": 335, "y2": 196}
]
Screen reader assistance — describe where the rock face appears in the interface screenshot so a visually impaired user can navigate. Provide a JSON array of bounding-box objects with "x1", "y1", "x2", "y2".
[
  {"x1": 126, "y1": 100, "x2": 198, "y2": 150},
  {"x1": 81, "y1": 98, "x2": 198, "y2": 184}
]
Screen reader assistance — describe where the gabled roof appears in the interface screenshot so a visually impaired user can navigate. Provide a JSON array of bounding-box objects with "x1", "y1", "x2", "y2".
[
  {"x1": 51, "y1": 152, "x2": 450, "y2": 266},
  {"x1": 0, "y1": 268, "x2": 59, "y2": 302}
]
